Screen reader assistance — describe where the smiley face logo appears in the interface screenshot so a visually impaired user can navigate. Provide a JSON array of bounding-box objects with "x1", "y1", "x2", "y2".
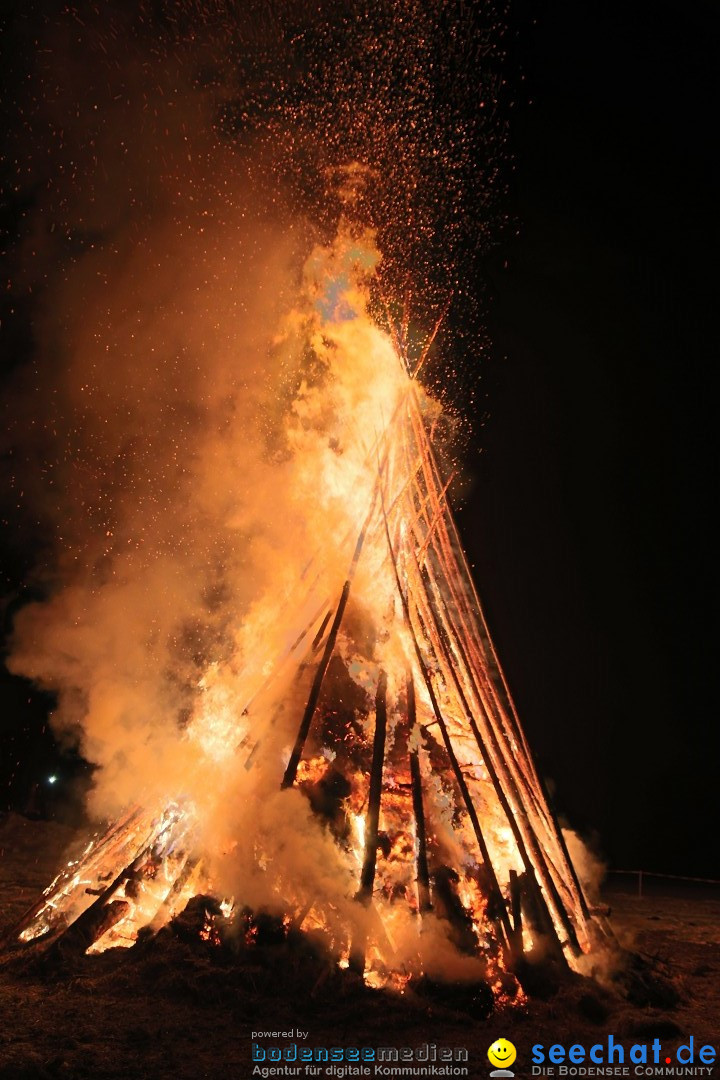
[{"x1": 488, "y1": 1039, "x2": 517, "y2": 1071}]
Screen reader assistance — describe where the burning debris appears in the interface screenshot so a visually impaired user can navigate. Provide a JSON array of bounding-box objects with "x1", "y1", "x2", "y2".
[{"x1": 1, "y1": 220, "x2": 613, "y2": 1005}]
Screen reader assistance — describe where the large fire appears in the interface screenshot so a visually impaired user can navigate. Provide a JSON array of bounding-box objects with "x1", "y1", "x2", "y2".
[{"x1": 6, "y1": 212, "x2": 609, "y2": 997}]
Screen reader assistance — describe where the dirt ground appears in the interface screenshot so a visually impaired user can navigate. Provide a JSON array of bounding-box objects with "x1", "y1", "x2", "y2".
[{"x1": 0, "y1": 814, "x2": 717, "y2": 1080}]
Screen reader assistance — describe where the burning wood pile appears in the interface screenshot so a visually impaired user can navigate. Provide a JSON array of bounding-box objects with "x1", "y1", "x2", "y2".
[{"x1": 1, "y1": 220, "x2": 611, "y2": 1004}]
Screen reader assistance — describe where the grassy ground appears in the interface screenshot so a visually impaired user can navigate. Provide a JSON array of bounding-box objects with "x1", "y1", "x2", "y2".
[{"x1": 1, "y1": 814, "x2": 718, "y2": 1080}]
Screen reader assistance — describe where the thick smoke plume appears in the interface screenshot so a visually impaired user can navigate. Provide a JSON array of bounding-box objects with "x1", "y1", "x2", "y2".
[{"x1": 4, "y1": 8, "x2": 319, "y2": 817}]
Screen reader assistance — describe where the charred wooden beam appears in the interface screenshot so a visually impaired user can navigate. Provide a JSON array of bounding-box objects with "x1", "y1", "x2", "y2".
[
  {"x1": 407, "y1": 677, "x2": 432, "y2": 915},
  {"x1": 282, "y1": 502, "x2": 373, "y2": 789},
  {"x1": 281, "y1": 580, "x2": 352, "y2": 789},
  {"x1": 400, "y1": 461, "x2": 574, "y2": 958},
  {"x1": 406, "y1": 445, "x2": 543, "y2": 810},
  {"x1": 398, "y1": 425, "x2": 576, "y2": 928},
  {"x1": 349, "y1": 671, "x2": 388, "y2": 974},
  {"x1": 407, "y1": 600, "x2": 517, "y2": 954},
  {"x1": 311, "y1": 609, "x2": 333, "y2": 651},
  {"x1": 432, "y1": 866, "x2": 478, "y2": 955},
  {"x1": 235, "y1": 601, "x2": 330, "y2": 732},
  {"x1": 509, "y1": 869, "x2": 523, "y2": 960},
  {"x1": 413, "y1": 525, "x2": 582, "y2": 909},
  {"x1": 358, "y1": 671, "x2": 388, "y2": 901},
  {"x1": 54, "y1": 899, "x2": 130, "y2": 957}
]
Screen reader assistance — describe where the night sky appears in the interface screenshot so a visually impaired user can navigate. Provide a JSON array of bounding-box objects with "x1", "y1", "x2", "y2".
[
  {"x1": 1, "y1": 2, "x2": 717, "y2": 878},
  {"x1": 463, "y1": 0, "x2": 717, "y2": 878}
]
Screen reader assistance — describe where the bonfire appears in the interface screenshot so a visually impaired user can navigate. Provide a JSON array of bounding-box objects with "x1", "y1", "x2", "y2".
[{"x1": 2, "y1": 205, "x2": 611, "y2": 1003}]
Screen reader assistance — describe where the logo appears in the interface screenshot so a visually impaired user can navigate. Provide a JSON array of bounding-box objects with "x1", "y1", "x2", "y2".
[{"x1": 488, "y1": 1038, "x2": 517, "y2": 1077}]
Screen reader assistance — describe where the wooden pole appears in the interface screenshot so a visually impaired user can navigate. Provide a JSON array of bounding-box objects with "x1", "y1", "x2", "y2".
[
  {"x1": 405, "y1": 393, "x2": 592, "y2": 936},
  {"x1": 405, "y1": 392, "x2": 543, "y2": 789},
  {"x1": 410, "y1": 512, "x2": 588, "y2": 935},
  {"x1": 414, "y1": 558, "x2": 578, "y2": 959},
  {"x1": 311, "y1": 609, "x2": 333, "y2": 651},
  {"x1": 358, "y1": 671, "x2": 388, "y2": 901},
  {"x1": 509, "y1": 869, "x2": 523, "y2": 960},
  {"x1": 379, "y1": 495, "x2": 513, "y2": 950},
  {"x1": 281, "y1": 514, "x2": 370, "y2": 789},
  {"x1": 235, "y1": 600, "x2": 331, "y2": 732},
  {"x1": 410, "y1": 387, "x2": 593, "y2": 932},
  {"x1": 281, "y1": 581, "x2": 351, "y2": 789},
  {"x1": 407, "y1": 675, "x2": 432, "y2": 915},
  {"x1": 50, "y1": 844, "x2": 152, "y2": 954},
  {"x1": 349, "y1": 671, "x2": 388, "y2": 974}
]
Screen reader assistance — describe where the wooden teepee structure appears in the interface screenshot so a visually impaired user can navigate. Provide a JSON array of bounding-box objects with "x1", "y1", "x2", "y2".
[
  {"x1": 2, "y1": 230, "x2": 610, "y2": 984},
  {"x1": 3, "y1": 376, "x2": 606, "y2": 980}
]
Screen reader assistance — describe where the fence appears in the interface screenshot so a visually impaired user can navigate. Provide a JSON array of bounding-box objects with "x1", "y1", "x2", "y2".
[{"x1": 607, "y1": 869, "x2": 720, "y2": 898}]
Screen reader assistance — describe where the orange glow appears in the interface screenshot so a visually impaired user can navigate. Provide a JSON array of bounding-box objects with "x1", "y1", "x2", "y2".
[{"x1": 12, "y1": 215, "x2": 604, "y2": 995}]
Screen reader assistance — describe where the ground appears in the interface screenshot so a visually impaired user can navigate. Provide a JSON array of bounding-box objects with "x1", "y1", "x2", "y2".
[{"x1": 0, "y1": 814, "x2": 718, "y2": 1080}]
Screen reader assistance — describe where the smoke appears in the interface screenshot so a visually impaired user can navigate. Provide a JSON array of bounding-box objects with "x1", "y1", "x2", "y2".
[
  {"x1": 563, "y1": 829, "x2": 606, "y2": 900},
  {"x1": 3, "y1": 2, "x2": 566, "y2": 985},
  {"x1": 2, "y1": 6, "x2": 418, "y2": 833},
  {"x1": 3, "y1": 6, "x2": 319, "y2": 817},
  {"x1": 2, "y1": 0, "x2": 509, "y2": 816}
]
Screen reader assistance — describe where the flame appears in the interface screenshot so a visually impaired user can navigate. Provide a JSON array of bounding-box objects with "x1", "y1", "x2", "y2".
[{"x1": 12, "y1": 216, "x2": 600, "y2": 994}]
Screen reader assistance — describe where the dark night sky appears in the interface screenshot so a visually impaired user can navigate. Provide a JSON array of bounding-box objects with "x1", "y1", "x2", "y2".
[
  {"x1": 1, "y1": 1, "x2": 717, "y2": 877},
  {"x1": 461, "y1": 0, "x2": 717, "y2": 877}
]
